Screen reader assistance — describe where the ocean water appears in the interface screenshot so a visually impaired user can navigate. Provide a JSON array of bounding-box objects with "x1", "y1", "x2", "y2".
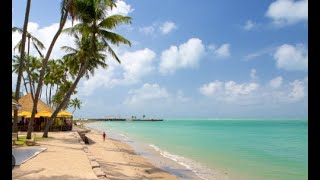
[{"x1": 86, "y1": 119, "x2": 308, "y2": 180}]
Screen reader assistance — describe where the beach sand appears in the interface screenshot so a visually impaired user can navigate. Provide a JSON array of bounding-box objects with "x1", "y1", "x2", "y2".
[
  {"x1": 12, "y1": 131, "x2": 98, "y2": 180},
  {"x1": 83, "y1": 127, "x2": 180, "y2": 180},
  {"x1": 12, "y1": 129, "x2": 179, "y2": 180}
]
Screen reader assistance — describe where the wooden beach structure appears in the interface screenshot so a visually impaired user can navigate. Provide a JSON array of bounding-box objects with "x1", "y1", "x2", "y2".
[{"x1": 12, "y1": 93, "x2": 73, "y2": 132}]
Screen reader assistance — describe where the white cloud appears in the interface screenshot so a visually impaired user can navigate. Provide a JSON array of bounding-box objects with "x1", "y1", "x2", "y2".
[
  {"x1": 12, "y1": 20, "x2": 78, "y2": 59},
  {"x1": 79, "y1": 66, "x2": 116, "y2": 96},
  {"x1": 250, "y1": 69, "x2": 258, "y2": 80},
  {"x1": 266, "y1": 0, "x2": 308, "y2": 26},
  {"x1": 199, "y1": 80, "x2": 259, "y2": 100},
  {"x1": 225, "y1": 81, "x2": 259, "y2": 96},
  {"x1": 243, "y1": 20, "x2": 256, "y2": 31},
  {"x1": 124, "y1": 83, "x2": 169, "y2": 105},
  {"x1": 107, "y1": 0, "x2": 134, "y2": 16},
  {"x1": 274, "y1": 44, "x2": 308, "y2": 71},
  {"x1": 289, "y1": 80, "x2": 305, "y2": 101},
  {"x1": 210, "y1": 43, "x2": 231, "y2": 58},
  {"x1": 269, "y1": 76, "x2": 283, "y2": 88},
  {"x1": 79, "y1": 48, "x2": 156, "y2": 96},
  {"x1": 120, "y1": 48, "x2": 157, "y2": 83},
  {"x1": 139, "y1": 26, "x2": 155, "y2": 35},
  {"x1": 139, "y1": 21, "x2": 177, "y2": 35},
  {"x1": 159, "y1": 38, "x2": 205, "y2": 74},
  {"x1": 199, "y1": 81, "x2": 223, "y2": 96},
  {"x1": 160, "y1": 21, "x2": 177, "y2": 34},
  {"x1": 200, "y1": 76, "x2": 308, "y2": 105},
  {"x1": 243, "y1": 46, "x2": 276, "y2": 61}
]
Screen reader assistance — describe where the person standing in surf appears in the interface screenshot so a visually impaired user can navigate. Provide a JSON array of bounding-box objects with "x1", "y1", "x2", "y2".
[{"x1": 102, "y1": 132, "x2": 106, "y2": 142}]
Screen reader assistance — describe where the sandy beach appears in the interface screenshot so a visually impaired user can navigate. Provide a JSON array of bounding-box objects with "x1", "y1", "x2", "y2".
[
  {"x1": 84, "y1": 127, "x2": 179, "y2": 180},
  {"x1": 12, "y1": 128, "x2": 179, "y2": 180}
]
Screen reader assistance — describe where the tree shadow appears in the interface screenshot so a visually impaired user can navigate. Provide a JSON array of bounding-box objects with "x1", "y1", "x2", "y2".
[
  {"x1": 12, "y1": 167, "x2": 46, "y2": 179},
  {"x1": 13, "y1": 174, "x2": 97, "y2": 180},
  {"x1": 97, "y1": 161, "x2": 175, "y2": 180}
]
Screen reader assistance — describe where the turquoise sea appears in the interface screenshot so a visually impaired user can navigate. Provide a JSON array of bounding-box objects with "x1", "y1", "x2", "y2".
[{"x1": 86, "y1": 119, "x2": 308, "y2": 180}]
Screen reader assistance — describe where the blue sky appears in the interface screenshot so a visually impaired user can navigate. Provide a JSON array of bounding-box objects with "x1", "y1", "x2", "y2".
[{"x1": 12, "y1": 0, "x2": 308, "y2": 119}]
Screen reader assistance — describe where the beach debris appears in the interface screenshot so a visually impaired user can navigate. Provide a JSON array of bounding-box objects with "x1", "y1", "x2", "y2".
[
  {"x1": 90, "y1": 161, "x2": 100, "y2": 168},
  {"x1": 93, "y1": 167, "x2": 106, "y2": 177},
  {"x1": 144, "y1": 169, "x2": 151, "y2": 174}
]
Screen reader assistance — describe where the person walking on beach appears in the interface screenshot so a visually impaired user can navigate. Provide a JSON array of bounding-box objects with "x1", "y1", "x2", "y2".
[{"x1": 102, "y1": 132, "x2": 106, "y2": 142}]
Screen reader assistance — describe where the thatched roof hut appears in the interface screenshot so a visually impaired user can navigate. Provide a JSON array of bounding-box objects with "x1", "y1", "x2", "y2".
[{"x1": 18, "y1": 93, "x2": 54, "y2": 113}]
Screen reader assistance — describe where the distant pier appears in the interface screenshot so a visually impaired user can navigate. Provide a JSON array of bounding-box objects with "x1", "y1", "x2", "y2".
[
  {"x1": 86, "y1": 118, "x2": 163, "y2": 122},
  {"x1": 129, "y1": 118, "x2": 163, "y2": 121}
]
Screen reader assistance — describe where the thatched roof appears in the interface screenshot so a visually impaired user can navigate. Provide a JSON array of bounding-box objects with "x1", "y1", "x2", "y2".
[{"x1": 18, "y1": 93, "x2": 54, "y2": 113}]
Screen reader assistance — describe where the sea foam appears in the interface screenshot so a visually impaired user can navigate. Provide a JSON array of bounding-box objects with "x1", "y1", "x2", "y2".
[{"x1": 149, "y1": 144, "x2": 220, "y2": 180}]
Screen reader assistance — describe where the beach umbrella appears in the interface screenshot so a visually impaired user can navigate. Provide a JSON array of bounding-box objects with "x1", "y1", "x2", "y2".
[
  {"x1": 17, "y1": 111, "x2": 31, "y2": 117},
  {"x1": 25, "y1": 114, "x2": 40, "y2": 118},
  {"x1": 36, "y1": 111, "x2": 52, "y2": 117},
  {"x1": 57, "y1": 111, "x2": 73, "y2": 117}
]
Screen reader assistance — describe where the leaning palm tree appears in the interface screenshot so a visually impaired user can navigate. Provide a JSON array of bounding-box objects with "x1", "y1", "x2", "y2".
[
  {"x1": 42, "y1": 34, "x2": 108, "y2": 137},
  {"x1": 13, "y1": 0, "x2": 32, "y2": 133},
  {"x1": 69, "y1": 98, "x2": 82, "y2": 114},
  {"x1": 26, "y1": 0, "x2": 77, "y2": 139},
  {"x1": 42, "y1": 0, "x2": 132, "y2": 138}
]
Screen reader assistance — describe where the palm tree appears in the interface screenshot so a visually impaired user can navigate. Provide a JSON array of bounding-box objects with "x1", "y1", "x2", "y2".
[
  {"x1": 42, "y1": 0, "x2": 131, "y2": 138},
  {"x1": 13, "y1": 0, "x2": 32, "y2": 133},
  {"x1": 27, "y1": 0, "x2": 77, "y2": 139},
  {"x1": 12, "y1": 27, "x2": 46, "y2": 57},
  {"x1": 12, "y1": 55, "x2": 29, "y2": 93},
  {"x1": 13, "y1": 27, "x2": 46, "y2": 101},
  {"x1": 69, "y1": 98, "x2": 82, "y2": 114}
]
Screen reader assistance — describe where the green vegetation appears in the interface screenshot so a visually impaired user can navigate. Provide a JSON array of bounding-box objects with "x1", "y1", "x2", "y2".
[
  {"x1": 12, "y1": 0, "x2": 132, "y2": 139},
  {"x1": 15, "y1": 135, "x2": 53, "y2": 146}
]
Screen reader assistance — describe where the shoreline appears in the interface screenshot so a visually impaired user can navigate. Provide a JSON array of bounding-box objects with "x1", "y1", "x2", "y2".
[
  {"x1": 82, "y1": 124, "x2": 228, "y2": 180},
  {"x1": 79, "y1": 125, "x2": 181, "y2": 179}
]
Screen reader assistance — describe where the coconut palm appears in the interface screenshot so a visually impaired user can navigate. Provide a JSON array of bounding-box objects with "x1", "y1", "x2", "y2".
[
  {"x1": 13, "y1": 27, "x2": 46, "y2": 101},
  {"x1": 12, "y1": 27, "x2": 46, "y2": 57},
  {"x1": 42, "y1": 0, "x2": 131, "y2": 138},
  {"x1": 12, "y1": 55, "x2": 29, "y2": 93},
  {"x1": 27, "y1": 0, "x2": 77, "y2": 139},
  {"x1": 13, "y1": 0, "x2": 32, "y2": 133},
  {"x1": 69, "y1": 98, "x2": 82, "y2": 114}
]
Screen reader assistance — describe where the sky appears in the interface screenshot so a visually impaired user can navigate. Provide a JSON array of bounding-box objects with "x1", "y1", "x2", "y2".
[{"x1": 12, "y1": 0, "x2": 308, "y2": 119}]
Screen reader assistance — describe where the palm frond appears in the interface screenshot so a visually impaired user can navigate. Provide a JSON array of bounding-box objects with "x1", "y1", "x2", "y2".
[
  {"x1": 99, "y1": 15, "x2": 132, "y2": 29},
  {"x1": 13, "y1": 40, "x2": 22, "y2": 53},
  {"x1": 31, "y1": 36, "x2": 46, "y2": 50},
  {"x1": 101, "y1": 38, "x2": 121, "y2": 63},
  {"x1": 32, "y1": 42, "x2": 44, "y2": 57},
  {"x1": 98, "y1": 30, "x2": 131, "y2": 46},
  {"x1": 61, "y1": 46, "x2": 77, "y2": 53},
  {"x1": 12, "y1": 27, "x2": 23, "y2": 33}
]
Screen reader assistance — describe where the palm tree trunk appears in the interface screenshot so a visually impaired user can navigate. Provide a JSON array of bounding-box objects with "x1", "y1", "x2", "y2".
[
  {"x1": 22, "y1": 75, "x2": 28, "y2": 93},
  {"x1": 25, "y1": 37, "x2": 35, "y2": 101},
  {"x1": 27, "y1": 36, "x2": 31, "y2": 55},
  {"x1": 46, "y1": 85, "x2": 48, "y2": 104},
  {"x1": 49, "y1": 84, "x2": 52, "y2": 107},
  {"x1": 27, "y1": 5, "x2": 69, "y2": 139},
  {"x1": 13, "y1": 0, "x2": 31, "y2": 133},
  {"x1": 43, "y1": 62, "x2": 88, "y2": 138}
]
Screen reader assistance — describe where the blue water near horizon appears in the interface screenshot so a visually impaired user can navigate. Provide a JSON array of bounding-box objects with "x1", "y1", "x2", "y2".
[{"x1": 86, "y1": 119, "x2": 308, "y2": 180}]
